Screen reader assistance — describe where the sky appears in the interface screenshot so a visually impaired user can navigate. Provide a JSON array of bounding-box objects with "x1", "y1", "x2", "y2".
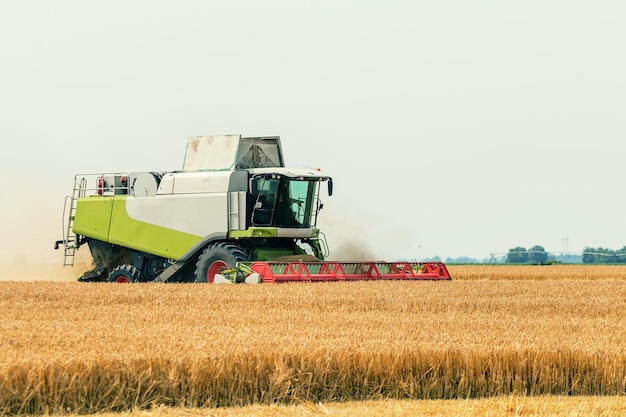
[{"x1": 1, "y1": 1, "x2": 625, "y2": 265}]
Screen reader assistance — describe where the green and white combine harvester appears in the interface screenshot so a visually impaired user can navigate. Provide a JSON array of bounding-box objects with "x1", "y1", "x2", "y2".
[{"x1": 55, "y1": 135, "x2": 451, "y2": 283}]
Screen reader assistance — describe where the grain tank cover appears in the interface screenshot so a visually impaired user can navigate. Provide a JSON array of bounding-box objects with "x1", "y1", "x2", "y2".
[{"x1": 183, "y1": 135, "x2": 285, "y2": 172}]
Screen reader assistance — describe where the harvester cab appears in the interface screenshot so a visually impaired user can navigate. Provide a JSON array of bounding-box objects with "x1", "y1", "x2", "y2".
[{"x1": 55, "y1": 134, "x2": 450, "y2": 284}]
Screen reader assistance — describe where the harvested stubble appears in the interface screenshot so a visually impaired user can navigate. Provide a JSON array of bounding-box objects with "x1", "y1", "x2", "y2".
[{"x1": 0, "y1": 275, "x2": 625, "y2": 415}]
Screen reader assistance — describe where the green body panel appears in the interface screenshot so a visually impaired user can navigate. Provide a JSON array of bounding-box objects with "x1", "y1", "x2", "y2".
[
  {"x1": 228, "y1": 228, "x2": 320, "y2": 239},
  {"x1": 73, "y1": 197, "x2": 114, "y2": 242},
  {"x1": 229, "y1": 228, "x2": 279, "y2": 239},
  {"x1": 251, "y1": 247, "x2": 312, "y2": 261},
  {"x1": 73, "y1": 196, "x2": 203, "y2": 260}
]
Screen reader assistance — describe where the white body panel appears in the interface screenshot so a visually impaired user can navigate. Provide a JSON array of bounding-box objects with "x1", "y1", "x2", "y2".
[
  {"x1": 126, "y1": 193, "x2": 228, "y2": 237},
  {"x1": 158, "y1": 171, "x2": 234, "y2": 195},
  {"x1": 229, "y1": 191, "x2": 247, "y2": 231},
  {"x1": 247, "y1": 167, "x2": 330, "y2": 180},
  {"x1": 277, "y1": 228, "x2": 314, "y2": 238}
]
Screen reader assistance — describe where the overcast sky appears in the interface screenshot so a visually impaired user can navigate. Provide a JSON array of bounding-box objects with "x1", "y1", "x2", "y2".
[{"x1": 1, "y1": 1, "x2": 625, "y2": 264}]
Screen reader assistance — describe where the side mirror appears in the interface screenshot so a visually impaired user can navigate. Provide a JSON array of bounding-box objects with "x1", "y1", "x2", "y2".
[{"x1": 327, "y1": 179, "x2": 333, "y2": 196}]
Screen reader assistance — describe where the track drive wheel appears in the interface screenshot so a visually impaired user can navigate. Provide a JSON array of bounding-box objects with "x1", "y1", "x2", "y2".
[
  {"x1": 108, "y1": 265, "x2": 142, "y2": 283},
  {"x1": 194, "y1": 242, "x2": 247, "y2": 283}
]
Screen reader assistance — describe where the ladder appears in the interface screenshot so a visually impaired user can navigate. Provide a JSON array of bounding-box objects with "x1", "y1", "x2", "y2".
[{"x1": 60, "y1": 176, "x2": 87, "y2": 266}]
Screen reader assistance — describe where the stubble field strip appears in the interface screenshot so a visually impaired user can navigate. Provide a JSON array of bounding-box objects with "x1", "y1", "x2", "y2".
[
  {"x1": 42, "y1": 396, "x2": 626, "y2": 417},
  {"x1": 0, "y1": 266, "x2": 625, "y2": 415}
]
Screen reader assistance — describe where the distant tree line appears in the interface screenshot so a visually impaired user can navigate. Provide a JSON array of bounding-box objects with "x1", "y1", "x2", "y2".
[
  {"x1": 442, "y1": 250, "x2": 582, "y2": 265},
  {"x1": 425, "y1": 246, "x2": 626, "y2": 265},
  {"x1": 506, "y1": 245, "x2": 549, "y2": 264},
  {"x1": 500, "y1": 245, "x2": 626, "y2": 264},
  {"x1": 582, "y1": 247, "x2": 626, "y2": 264}
]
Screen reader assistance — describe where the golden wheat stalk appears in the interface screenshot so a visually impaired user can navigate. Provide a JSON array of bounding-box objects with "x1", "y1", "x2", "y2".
[{"x1": 0, "y1": 268, "x2": 624, "y2": 414}]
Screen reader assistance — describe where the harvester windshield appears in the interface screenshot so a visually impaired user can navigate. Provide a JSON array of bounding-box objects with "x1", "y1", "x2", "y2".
[{"x1": 251, "y1": 176, "x2": 324, "y2": 228}]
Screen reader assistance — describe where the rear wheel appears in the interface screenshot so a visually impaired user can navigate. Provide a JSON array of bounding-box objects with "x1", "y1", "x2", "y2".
[
  {"x1": 108, "y1": 265, "x2": 142, "y2": 283},
  {"x1": 194, "y1": 242, "x2": 247, "y2": 283}
]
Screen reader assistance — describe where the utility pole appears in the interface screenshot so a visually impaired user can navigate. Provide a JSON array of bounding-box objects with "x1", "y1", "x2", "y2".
[{"x1": 561, "y1": 236, "x2": 569, "y2": 254}]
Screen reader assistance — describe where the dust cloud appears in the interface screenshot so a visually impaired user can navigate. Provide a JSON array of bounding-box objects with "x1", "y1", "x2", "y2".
[
  {"x1": 0, "y1": 251, "x2": 93, "y2": 282},
  {"x1": 327, "y1": 240, "x2": 380, "y2": 262},
  {"x1": 0, "y1": 191, "x2": 93, "y2": 282},
  {"x1": 318, "y1": 209, "x2": 386, "y2": 262}
]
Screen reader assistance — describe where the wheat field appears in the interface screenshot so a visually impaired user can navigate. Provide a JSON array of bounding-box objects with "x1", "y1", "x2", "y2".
[
  {"x1": 0, "y1": 265, "x2": 625, "y2": 415},
  {"x1": 448, "y1": 263, "x2": 626, "y2": 281}
]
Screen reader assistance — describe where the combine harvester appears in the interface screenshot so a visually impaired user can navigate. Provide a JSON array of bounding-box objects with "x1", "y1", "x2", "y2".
[{"x1": 55, "y1": 135, "x2": 451, "y2": 284}]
